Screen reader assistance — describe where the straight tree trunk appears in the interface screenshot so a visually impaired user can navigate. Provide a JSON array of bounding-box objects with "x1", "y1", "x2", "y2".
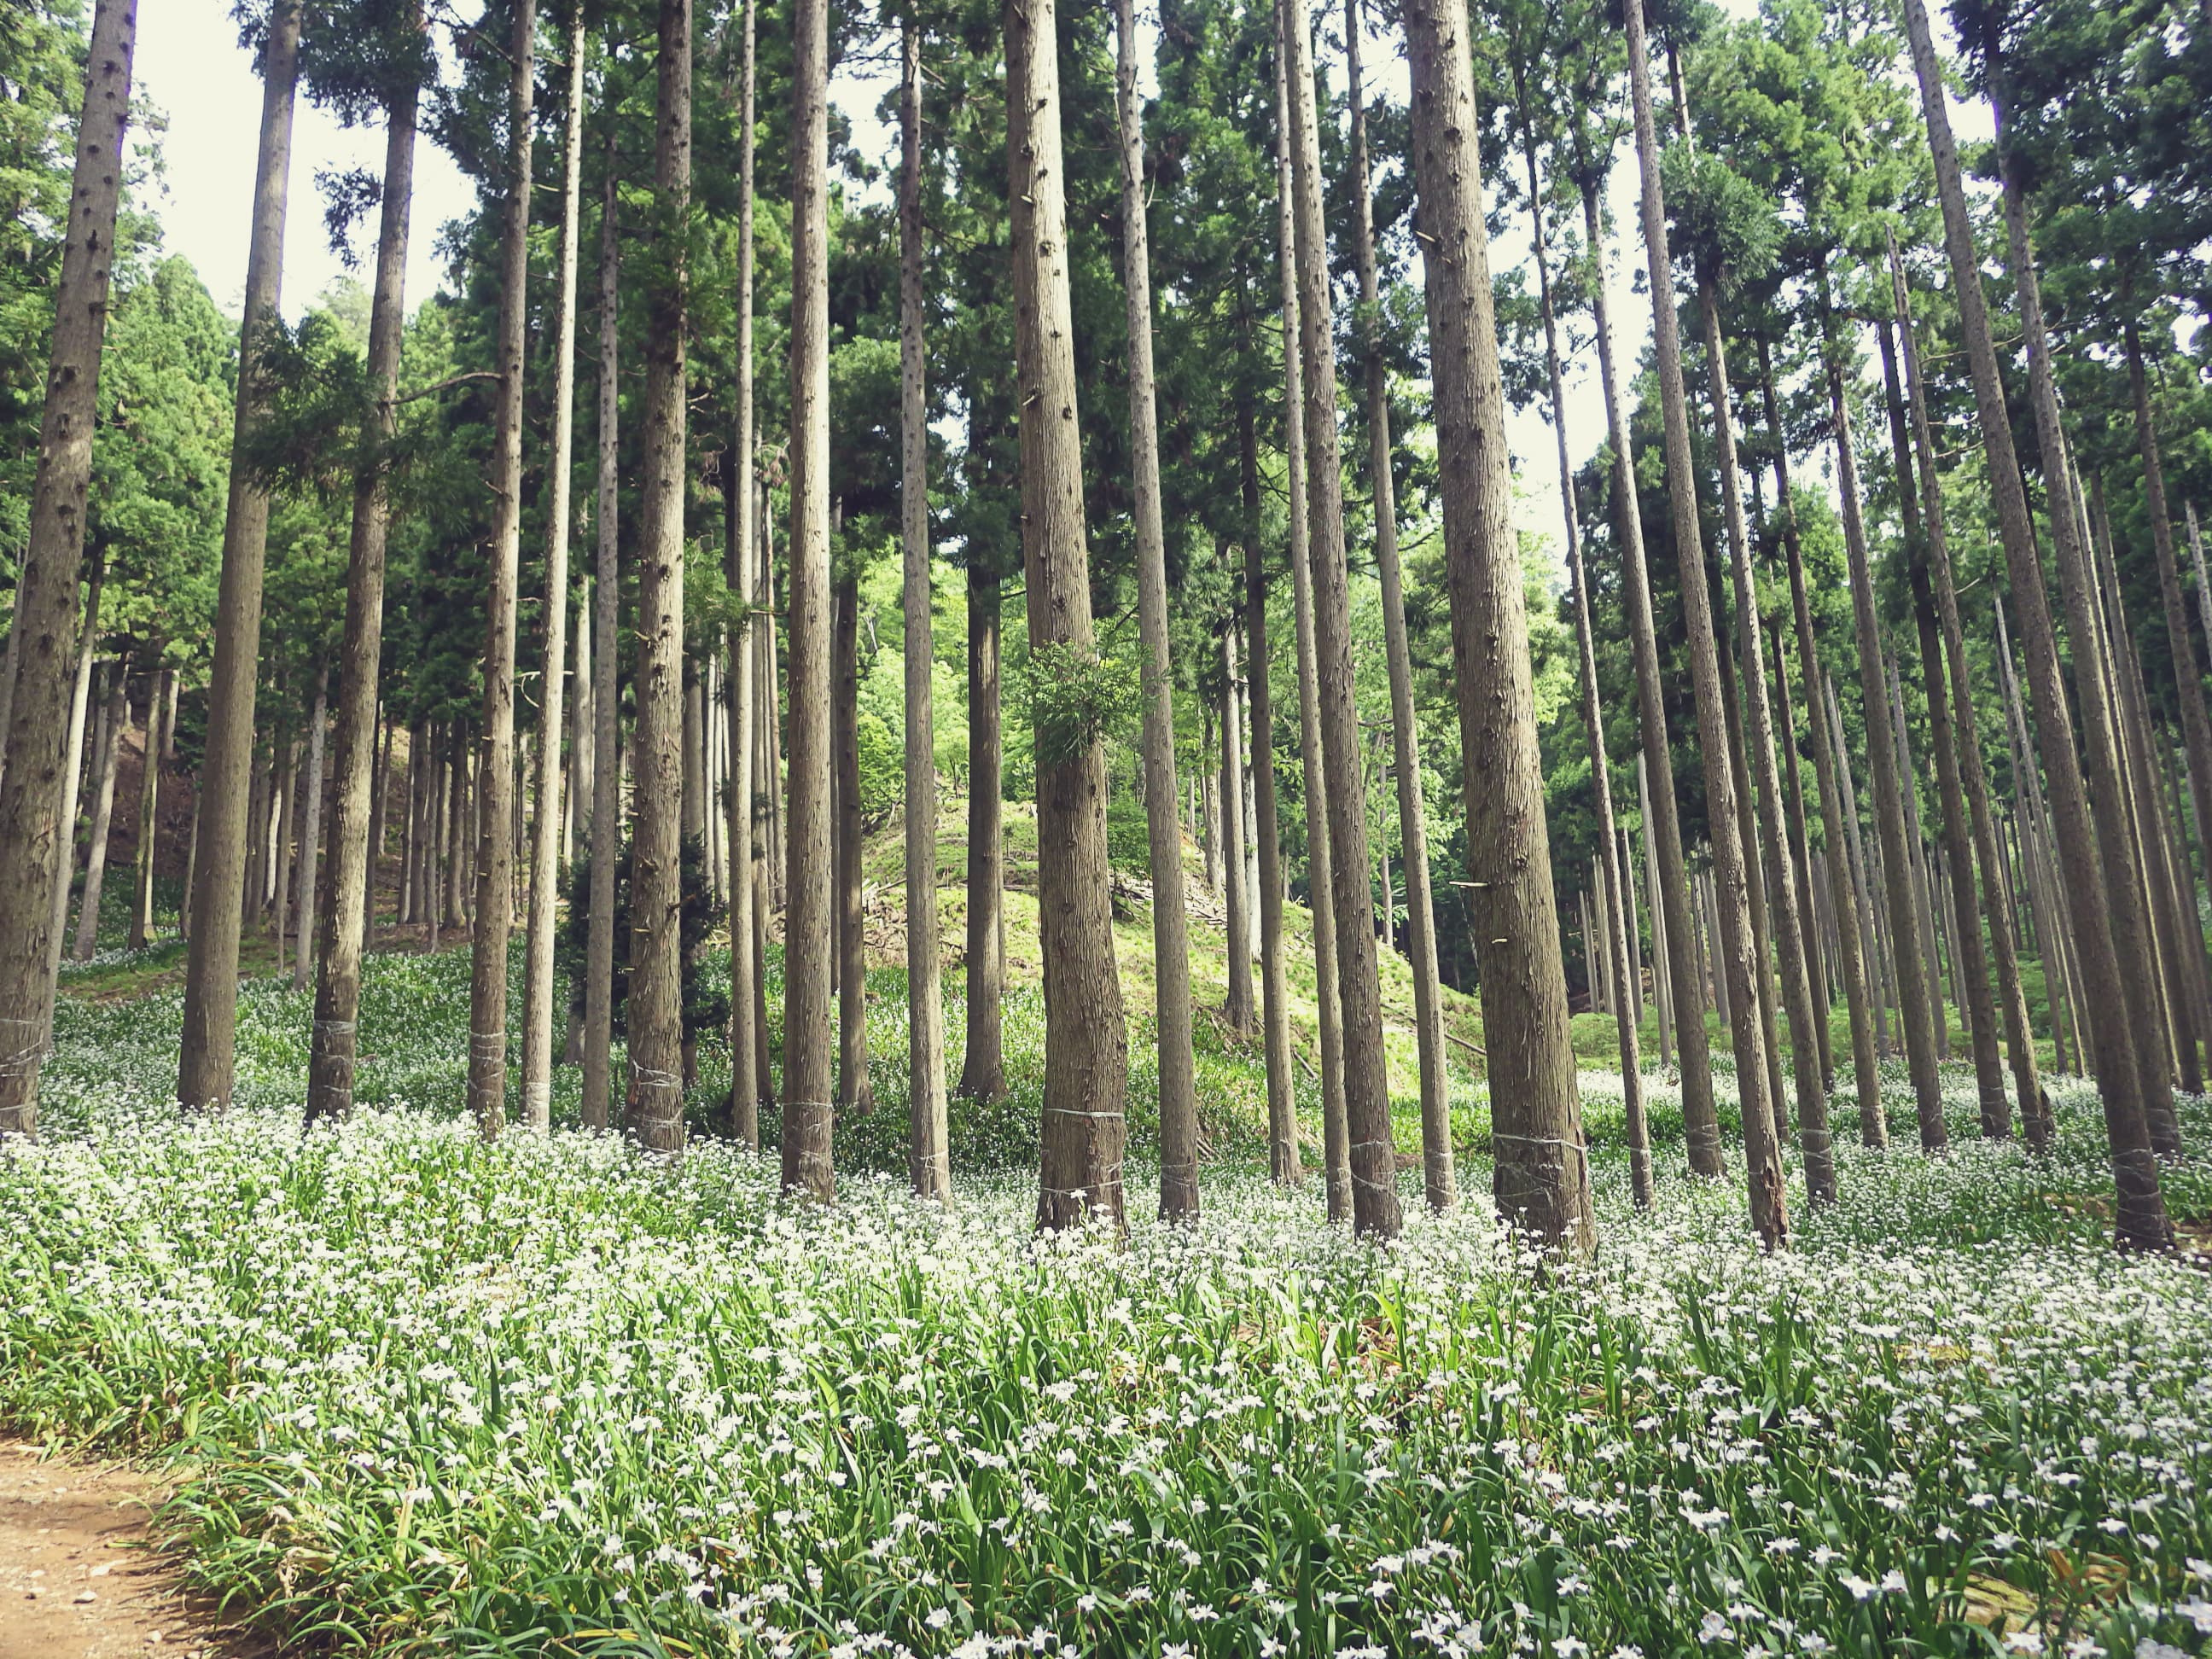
[
  {"x1": 465, "y1": 0, "x2": 538, "y2": 1139},
  {"x1": 399, "y1": 720, "x2": 419, "y2": 926},
  {"x1": 364, "y1": 709, "x2": 387, "y2": 947},
  {"x1": 725, "y1": 0, "x2": 760, "y2": 1146},
  {"x1": 293, "y1": 666, "x2": 327, "y2": 989},
  {"x1": 1994, "y1": 130, "x2": 2177, "y2": 1155},
  {"x1": 832, "y1": 573, "x2": 873, "y2": 1113},
  {"x1": 307, "y1": 47, "x2": 416, "y2": 1120},
  {"x1": 1888, "y1": 662, "x2": 1950, "y2": 1062},
  {"x1": 1239, "y1": 401, "x2": 1297, "y2": 1186},
  {"x1": 1767, "y1": 623, "x2": 1831, "y2": 1089},
  {"x1": 271, "y1": 736, "x2": 296, "y2": 950},
  {"x1": 1220, "y1": 629, "x2": 1254, "y2": 1035},
  {"x1": 1114, "y1": 0, "x2": 1197, "y2": 1217},
  {"x1": 782, "y1": 0, "x2": 836, "y2": 1196},
  {"x1": 70, "y1": 667, "x2": 128, "y2": 961},
  {"x1": 1581, "y1": 173, "x2": 1723, "y2": 1178},
  {"x1": 1696, "y1": 280, "x2": 1833, "y2": 1202},
  {"x1": 2124, "y1": 321, "x2": 2212, "y2": 1042},
  {"x1": 1887, "y1": 244, "x2": 2044, "y2": 1143},
  {"x1": 897, "y1": 15, "x2": 947, "y2": 1195},
  {"x1": 1008, "y1": 0, "x2": 1132, "y2": 1231},
  {"x1": 521, "y1": 2, "x2": 585, "y2": 1132},
  {"x1": 1820, "y1": 279, "x2": 1944, "y2": 1153},
  {"x1": 1623, "y1": 0, "x2": 1785, "y2": 1246},
  {"x1": 1272, "y1": 41, "x2": 1349, "y2": 1218},
  {"x1": 130, "y1": 672, "x2": 159, "y2": 948},
  {"x1": 1355, "y1": 0, "x2": 1452, "y2": 1208},
  {"x1": 1903, "y1": 0, "x2": 2168, "y2": 1248},
  {"x1": 626, "y1": 0, "x2": 692, "y2": 1156},
  {"x1": 958, "y1": 564, "x2": 1006, "y2": 1101},
  {"x1": 2089, "y1": 478, "x2": 2202, "y2": 1092},
  {"x1": 177, "y1": 0, "x2": 295, "y2": 1112},
  {"x1": 583, "y1": 163, "x2": 620, "y2": 1133},
  {"x1": 1282, "y1": 0, "x2": 1399, "y2": 1238}
]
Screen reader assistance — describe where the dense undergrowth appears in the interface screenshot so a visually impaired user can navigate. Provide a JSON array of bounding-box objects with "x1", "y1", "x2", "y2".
[{"x1": 8, "y1": 943, "x2": 2212, "y2": 1657}]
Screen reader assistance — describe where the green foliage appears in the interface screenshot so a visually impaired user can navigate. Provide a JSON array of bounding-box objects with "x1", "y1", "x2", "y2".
[{"x1": 1016, "y1": 639, "x2": 1144, "y2": 771}]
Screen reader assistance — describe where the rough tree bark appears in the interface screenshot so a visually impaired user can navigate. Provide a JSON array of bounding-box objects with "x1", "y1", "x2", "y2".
[
  {"x1": 898, "y1": 15, "x2": 948, "y2": 1196},
  {"x1": 1008, "y1": 0, "x2": 1131, "y2": 1231},
  {"x1": 1282, "y1": 0, "x2": 1399, "y2": 1238},
  {"x1": 1240, "y1": 407, "x2": 1297, "y2": 1187},
  {"x1": 521, "y1": 1, "x2": 586, "y2": 1132},
  {"x1": 582, "y1": 162, "x2": 621, "y2": 1134},
  {"x1": 957, "y1": 561, "x2": 1006, "y2": 1102},
  {"x1": 306, "y1": 20, "x2": 418, "y2": 1121},
  {"x1": 725, "y1": 0, "x2": 760, "y2": 1147},
  {"x1": 1353, "y1": 0, "x2": 1452, "y2": 1209},
  {"x1": 626, "y1": 0, "x2": 692, "y2": 1156},
  {"x1": 1220, "y1": 627, "x2": 1254, "y2": 1037},
  {"x1": 464, "y1": 0, "x2": 537, "y2": 1139},
  {"x1": 782, "y1": 0, "x2": 836, "y2": 1196},
  {"x1": 0, "y1": 3, "x2": 132, "y2": 1133},
  {"x1": 832, "y1": 573, "x2": 873, "y2": 1115},
  {"x1": 177, "y1": 0, "x2": 295, "y2": 1112},
  {"x1": 292, "y1": 666, "x2": 326, "y2": 989},
  {"x1": 1272, "y1": 37, "x2": 1348, "y2": 1217}
]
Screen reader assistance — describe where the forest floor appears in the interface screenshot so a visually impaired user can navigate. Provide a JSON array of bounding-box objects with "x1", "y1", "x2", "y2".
[{"x1": 13, "y1": 812, "x2": 2208, "y2": 1656}]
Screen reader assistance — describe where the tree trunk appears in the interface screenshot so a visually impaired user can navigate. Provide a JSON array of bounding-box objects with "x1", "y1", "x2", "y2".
[
  {"x1": 1282, "y1": 0, "x2": 1399, "y2": 1238},
  {"x1": 271, "y1": 736, "x2": 296, "y2": 952},
  {"x1": 131, "y1": 672, "x2": 160, "y2": 949},
  {"x1": 1885, "y1": 246, "x2": 2045, "y2": 1143},
  {"x1": 1354, "y1": 0, "x2": 1452, "y2": 1209},
  {"x1": 958, "y1": 564, "x2": 1006, "y2": 1102},
  {"x1": 1696, "y1": 278, "x2": 1833, "y2": 1202},
  {"x1": 178, "y1": 0, "x2": 297, "y2": 1113},
  {"x1": 1580, "y1": 172, "x2": 1723, "y2": 1179},
  {"x1": 897, "y1": 15, "x2": 947, "y2": 1196},
  {"x1": 782, "y1": 0, "x2": 835, "y2": 1196},
  {"x1": 1272, "y1": 43, "x2": 1348, "y2": 1218},
  {"x1": 1996, "y1": 143, "x2": 2178, "y2": 1158},
  {"x1": 626, "y1": 0, "x2": 690, "y2": 1156},
  {"x1": 2124, "y1": 321, "x2": 2212, "y2": 1051},
  {"x1": 1903, "y1": 0, "x2": 2168, "y2": 1248},
  {"x1": 1114, "y1": 0, "x2": 1197, "y2": 1217},
  {"x1": 464, "y1": 0, "x2": 538, "y2": 1139},
  {"x1": 832, "y1": 573, "x2": 873, "y2": 1114},
  {"x1": 723, "y1": 0, "x2": 760, "y2": 1148},
  {"x1": 1624, "y1": 0, "x2": 1784, "y2": 1246},
  {"x1": 1007, "y1": 0, "x2": 1131, "y2": 1231},
  {"x1": 521, "y1": 3, "x2": 585, "y2": 1132},
  {"x1": 1239, "y1": 399, "x2": 1297, "y2": 1187},
  {"x1": 583, "y1": 160, "x2": 621, "y2": 1134},
  {"x1": 307, "y1": 45, "x2": 416, "y2": 1120},
  {"x1": 364, "y1": 708, "x2": 387, "y2": 947},
  {"x1": 1819, "y1": 282, "x2": 1944, "y2": 1155},
  {"x1": 1220, "y1": 628, "x2": 1254, "y2": 1036},
  {"x1": 2089, "y1": 476, "x2": 2202, "y2": 1094},
  {"x1": 292, "y1": 665, "x2": 327, "y2": 989},
  {"x1": 70, "y1": 666, "x2": 128, "y2": 962}
]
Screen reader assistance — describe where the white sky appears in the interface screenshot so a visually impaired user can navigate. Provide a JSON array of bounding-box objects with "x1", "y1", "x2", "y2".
[{"x1": 131, "y1": 0, "x2": 1988, "y2": 576}]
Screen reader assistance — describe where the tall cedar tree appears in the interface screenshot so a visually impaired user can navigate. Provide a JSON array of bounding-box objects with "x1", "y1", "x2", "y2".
[
  {"x1": 1623, "y1": 0, "x2": 1788, "y2": 1248},
  {"x1": 1010, "y1": 0, "x2": 1132, "y2": 1232},
  {"x1": 465, "y1": 0, "x2": 536, "y2": 1139},
  {"x1": 627, "y1": 0, "x2": 692, "y2": 1155},
  {"x1": 0, "y1": 0, "x2": 137, "y2": 1135},
  {"x1": 178, "y1": 0, "x2": 301, "y2": 1112}
]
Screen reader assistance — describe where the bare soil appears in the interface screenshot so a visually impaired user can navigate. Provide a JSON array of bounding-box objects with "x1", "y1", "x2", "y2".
[{"x1": 0, "y1": 1441, "x2": 250, "y2": 1659}]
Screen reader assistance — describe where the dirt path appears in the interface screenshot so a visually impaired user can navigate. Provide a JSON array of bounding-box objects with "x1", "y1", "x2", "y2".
[{"x1": 0, "y1": 1441, "x2": 244, "y2": 1659}]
